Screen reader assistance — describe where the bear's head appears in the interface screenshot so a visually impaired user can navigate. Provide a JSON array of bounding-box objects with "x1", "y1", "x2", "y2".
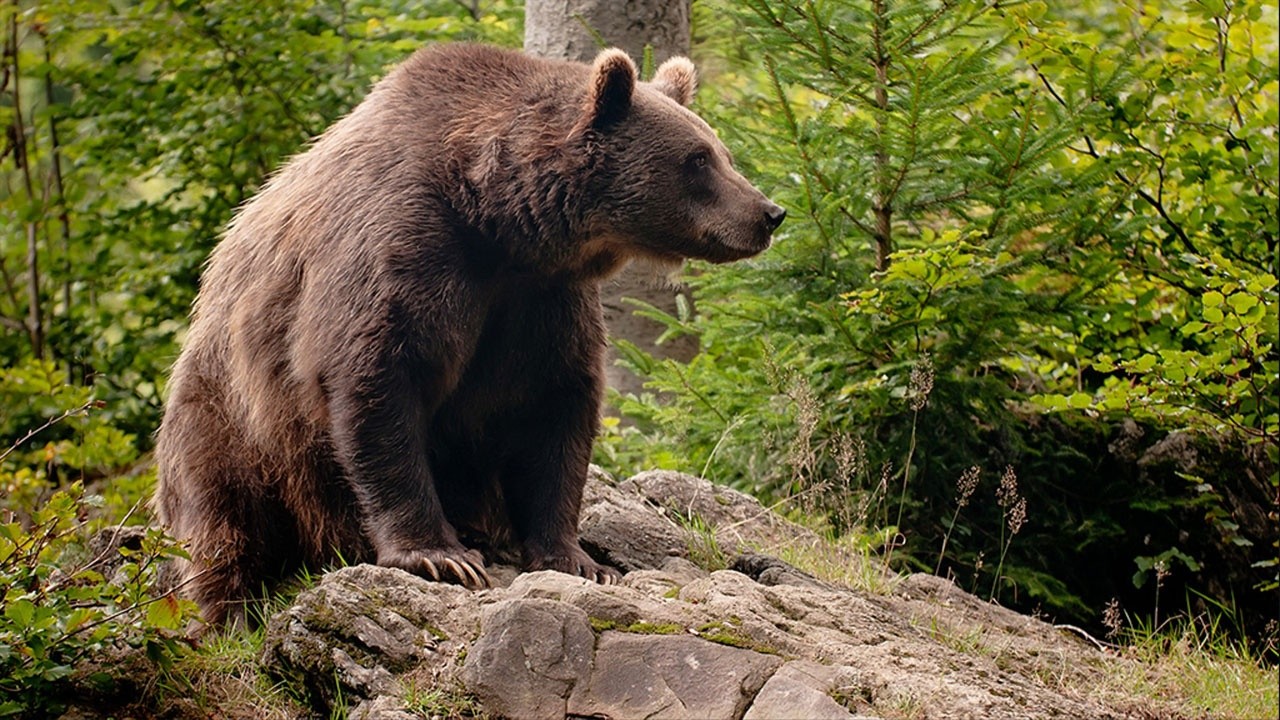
[{"x1": 573, "y1": 49, "x2": 785, "y2": 265}]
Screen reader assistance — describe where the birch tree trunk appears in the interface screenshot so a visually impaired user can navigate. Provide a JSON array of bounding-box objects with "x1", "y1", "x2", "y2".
[{"x1": 524, "y1": 0, "x2": 697, "y2": 401}]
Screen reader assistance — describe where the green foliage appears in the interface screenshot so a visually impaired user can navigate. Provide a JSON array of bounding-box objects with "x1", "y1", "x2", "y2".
[
  {"x1": 1035, "y1": 254, "x2": 1277, "y2": 441},
  {"x1": 610, "y1": 0, "x2": 1278, "y2": 639},
  {"x1": 1023, "y1": 0, "x2": 1279, "y2": 442},
  {"x1": 0, "y1": 481, "x2": 195, "y2": 717},
  {"x1": 0, "y1": 364, "x2": 194, "y2": 715},
  {"x1": 1107, "y1": 595, "x2": 1279, "y2": 719},
  {"x1": 401, "y1": 682, "x2": 486, "y2": 719},
  {"x1": 1, "y1": 359, "x2": 142, "y2": 517}
]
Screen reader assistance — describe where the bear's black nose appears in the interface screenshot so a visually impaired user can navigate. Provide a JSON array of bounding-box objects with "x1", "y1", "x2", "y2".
[{"x1": 764, "y1": 203, "x2": 786, "y2": 231}]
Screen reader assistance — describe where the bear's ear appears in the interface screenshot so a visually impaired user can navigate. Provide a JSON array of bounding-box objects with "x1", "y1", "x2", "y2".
[
  {"x1": 652, "y1": 56, "x2": 697, "y2": 107},
  {"x1": 584, "y1": 48, "x2": 637, "y2": 128}
]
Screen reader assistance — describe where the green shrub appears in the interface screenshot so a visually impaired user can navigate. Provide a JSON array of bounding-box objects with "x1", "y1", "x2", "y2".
[
  {"x1": 0, "y1": 481, "x2": 195, "y2": 717},
  {"x1": 608, "y1": 0, "x2": 1277, "y2": 637}
]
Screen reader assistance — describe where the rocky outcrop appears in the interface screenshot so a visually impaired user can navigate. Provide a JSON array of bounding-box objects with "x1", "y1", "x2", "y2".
[{"x1": 257, "y1": 469, "x2": 1153, "y2": 719}]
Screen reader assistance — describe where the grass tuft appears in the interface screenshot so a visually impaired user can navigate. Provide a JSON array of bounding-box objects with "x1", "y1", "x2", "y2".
[{"x1": 1104, "y1": 612, "x2": 1278, "y2": 720}]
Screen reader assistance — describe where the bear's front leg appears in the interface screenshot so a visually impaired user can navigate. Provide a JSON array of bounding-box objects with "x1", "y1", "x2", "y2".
[
  {"x1": 327, "y1": 356, "x2": 491, "y2": 589},
  {"x1": 503, "y1": 426, "x2": 621, "y2": 585},
  {"x1": 497, "y1": 327, "x2": 621, "y2": 584}
]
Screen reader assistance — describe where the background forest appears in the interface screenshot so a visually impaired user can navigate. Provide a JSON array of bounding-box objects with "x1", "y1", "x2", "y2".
[{"x1": 1, "y1": 0, "x2": 1276, "y2": 713}]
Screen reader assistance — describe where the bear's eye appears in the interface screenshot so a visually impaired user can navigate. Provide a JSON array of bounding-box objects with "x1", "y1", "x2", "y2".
[{"x1": 687, "y1": 150, "x2": 711, "y2": 170}]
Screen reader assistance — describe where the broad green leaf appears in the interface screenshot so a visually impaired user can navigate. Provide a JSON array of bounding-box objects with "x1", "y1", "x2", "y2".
[
  {"x1": 1067, "y1": 392, "x2": 1093, "y2": 409},
  {"x1": 4, "y1": 599, "x2": 35, "y2": 627},
  {"x1": 1228, "y1": 292, "x2": 1258, "y2": 314}
]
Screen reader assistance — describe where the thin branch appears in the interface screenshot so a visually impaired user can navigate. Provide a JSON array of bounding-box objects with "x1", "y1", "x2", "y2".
[
  {"x1": 182, "y1": 6, "x2": 319, "y2": 140},
  {"x1": 764, "y1": 55, "x2": 860, "y2": 262},
  {"x1": 1028, "y1": 52, "x2": 1198, "y2": 254},
  {"x1": 0, "y1": 254, "x2": 25, "y2": 316},
  {"x1": 57, "y1": 564, "x2": 210, "y2": 645},
  {"x1": 41, "y1": 29, "x2": 73, "y2": 378},
  {"x1": 448, "y1": 0, "x2": 480, "y2": 20},
  {"x1": 894, "y1": 0, "x2": 960, "y2": 55},
  {"x1": 0, "y1": 399, "x2": 96, "y2": 465},
  {"x1": 904, "y1": 184, "x2": 983, "y2": 213},
  {"x1": 337, "y1": 0, "x2": 355, "y2": 75},
  {"x1": 6, "y1": 4, "x2": 44, "y2": 358},
  {"x1": 59, "y1": 495, "x2": 146, "y2": 583},
  {"x1": 1055, "y1": 623, "x2": 1116, "y2": 652}
]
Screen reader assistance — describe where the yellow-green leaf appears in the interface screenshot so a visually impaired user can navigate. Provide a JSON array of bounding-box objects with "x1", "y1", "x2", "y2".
[{"x1": 1228, "y1": 293, "x2": 1258, "y2": 314}]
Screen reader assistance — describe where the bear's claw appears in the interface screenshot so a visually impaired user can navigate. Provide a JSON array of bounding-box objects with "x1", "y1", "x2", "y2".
[
  {"x1": 528, "y1": 546, "x2": 621, "y2": 586},
  {"x1": 401, "y1": 547, "x2": 490, "y2": 589},
  {"x1": 593, "y1": 564, "x2": 621, "y2": 585}
]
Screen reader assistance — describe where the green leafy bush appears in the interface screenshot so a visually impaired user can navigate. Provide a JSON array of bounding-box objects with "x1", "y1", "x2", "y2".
[
  {"x1": 609, "y1": 0, "x2": 1277, "y2": 640},
  {"x1": 0, "y1": 479, "x2": 195, "y2": 717},
  {"x1": 0, "y1": 361, "x2": 192, "y2": 715}
]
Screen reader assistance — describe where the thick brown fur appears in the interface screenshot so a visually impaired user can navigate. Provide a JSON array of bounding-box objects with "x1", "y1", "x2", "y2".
[{"x1": 153, "y1": 43, "x2": 784, "y2": 628}]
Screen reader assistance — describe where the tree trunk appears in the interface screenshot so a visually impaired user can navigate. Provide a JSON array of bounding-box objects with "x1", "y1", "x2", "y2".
[
  {"x1": 525, "y1": 0, "x2": 690, "y2": 64},
  {"x1": 524, "y1": 0, "x2": 697, "y2": 402}
]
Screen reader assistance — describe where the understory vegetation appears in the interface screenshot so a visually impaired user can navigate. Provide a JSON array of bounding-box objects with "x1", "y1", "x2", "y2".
[
  {"x1": 610, "y1": 0, "x2": 1277, "y2": 660},
  {"x1": 1, "y1": 0, "x2": 1275, "y2": 716}
]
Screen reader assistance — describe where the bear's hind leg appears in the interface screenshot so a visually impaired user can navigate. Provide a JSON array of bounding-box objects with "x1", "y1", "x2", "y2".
[
  {"x1": 156, "y1": 388, "x2": 294, "y2": 629},
  {"x1": 171, "y1": 470, "x2": 300, "y2": 630}
]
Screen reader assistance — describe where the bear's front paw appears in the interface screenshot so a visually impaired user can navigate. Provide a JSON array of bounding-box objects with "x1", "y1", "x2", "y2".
[
  {"x1": 379, "y1": 546, "x2": 491, "y2": 589},
  {"x1": 527, "y1": 545, "x2": 621, "y2": 585}
]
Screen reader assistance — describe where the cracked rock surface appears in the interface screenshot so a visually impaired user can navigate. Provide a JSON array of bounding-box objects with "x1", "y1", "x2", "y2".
[{"x1": 259, "y1": 469, "x2": 1144, "y2": 719}]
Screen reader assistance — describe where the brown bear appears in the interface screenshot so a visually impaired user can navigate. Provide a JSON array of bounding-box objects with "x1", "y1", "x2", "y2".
[{"x1": 153, "y1": 42, "x2": 784, "y2": 628}]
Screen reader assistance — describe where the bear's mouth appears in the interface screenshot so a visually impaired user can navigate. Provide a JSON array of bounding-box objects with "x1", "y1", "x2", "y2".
[
  {"x1": 634, "y1": 229, "x2": 773, "y2": 266},
  {"x1": 701, "y1": 229, "x2": 773, "y2": 263}
]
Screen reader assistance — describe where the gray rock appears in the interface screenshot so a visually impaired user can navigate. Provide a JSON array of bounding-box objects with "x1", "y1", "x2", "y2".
[
  {"x1": 744, "y1": 661, "x2": 867, "y2": 720},
  {"x1": 625, "y1": 470, "x2": 820, "y2": 553},
  {"x1": 567, "y1": 632, "x2": 782, "y2": 720},
  {"x1": 621, "y1": 560, "x2": 708, "y2": 599},
  {"x1": 261, "y1": 565, "x2": 479, "y2": 711},
  {"x1": 732, "y1": 552, "x2": 831, "y2": 590},
  {"x1": 460, "y1": 598, "x2": 594, "y2": 720},
  {"x1": 507, "y1": 569, "x2": 649, "y2": 627},
  {"x1": 348, "y1": 693, "x2": 418, "y2": 720},
  {"x1": 580, "y1": 469, "x2": 688, "y2": 571}
]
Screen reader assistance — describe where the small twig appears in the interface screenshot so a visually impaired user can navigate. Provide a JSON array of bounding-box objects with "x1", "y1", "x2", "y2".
[
  {"x1": 40, "y1": 28, "x2": 74, "y2": 380},
  {"x1": 697, "y1": 416, "x2": 745, "y2": 487},
  {"x1": 718, "y1": 484, "x2": 822, "y2": 536},
  {"x1": 1054, "y1": 623, "x2": 1116, "y2": 652},
  {"x1": 57, "y1": 564, "x2": 209, "y2": 645},
  {"x1": 0, "y1": 255, "x2": 24, "y2": 316},
  {"x1": 448, "y1": 0, "x2": 480, "y2": 21},
  {"x1": 53, "y1": 494, "x2": 147, "y2": 587},
  {"x1": 0, "y1": 399, "x2": 96, "y2": 464},
  {"x1": 6, "y1": 6, "x2": 45, "y2": 358}
]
